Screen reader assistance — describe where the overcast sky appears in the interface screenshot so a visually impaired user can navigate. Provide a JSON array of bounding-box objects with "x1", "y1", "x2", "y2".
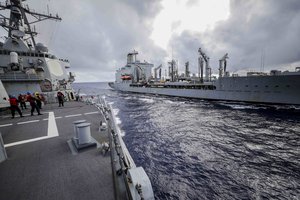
[{"x1": 2, "y1": 0, "x2": 300, "y2": 82}]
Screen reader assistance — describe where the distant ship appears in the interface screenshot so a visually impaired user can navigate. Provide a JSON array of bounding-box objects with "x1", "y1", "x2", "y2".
[
  {"x1": 109, "y1": 50, "x2": 300, "y2": 105},
  {"x1": 0, "y1": 0, "x2": 75, "y2": 103}
]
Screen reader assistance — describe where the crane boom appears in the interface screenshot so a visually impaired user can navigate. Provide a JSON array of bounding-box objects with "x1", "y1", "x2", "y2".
[
  {"x1": 198, "y1": 48, "x2": 209, "y2": 62},
  {"x1": 154, "y1": 64, "x2": 162, "y2": 79},
  {"x1": 198, "y1": 48, "x2": 211, "y2": 82},
  {"x1": 219, "y1": 53, "x2": 229, "y2": 77}
]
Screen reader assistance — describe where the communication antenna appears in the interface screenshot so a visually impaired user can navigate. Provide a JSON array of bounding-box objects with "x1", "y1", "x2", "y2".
[{"x1": 171, "y1": 44, "x2": 173, "y2": 61}]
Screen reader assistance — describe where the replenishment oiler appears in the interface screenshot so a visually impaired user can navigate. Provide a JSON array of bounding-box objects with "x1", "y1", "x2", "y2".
[
  {"x1": 0, "y1": 1, "x2": 154, "y2": 200},
  {"x1": 109, "y1": 50, "x2": 300, "y2": 105}
]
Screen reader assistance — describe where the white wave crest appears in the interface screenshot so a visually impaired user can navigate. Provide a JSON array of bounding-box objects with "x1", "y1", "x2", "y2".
[
  {"x1": 140, "y1": 98, "x2": 155, "y2": 103},
  {"x1": 112, "y1": 108, "x2": 119, "y2": 116}
]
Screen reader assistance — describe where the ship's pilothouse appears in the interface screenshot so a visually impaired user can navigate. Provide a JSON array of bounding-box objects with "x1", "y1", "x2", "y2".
[{"x1": 116, "y1": 50, "x2": 153, "y2": 84}]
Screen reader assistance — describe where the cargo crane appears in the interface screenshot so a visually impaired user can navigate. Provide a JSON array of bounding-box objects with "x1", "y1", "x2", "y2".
[
  {"x1": 198, "y1": 48, "x2": 211, "y2": 82},
  {"x1": 154, "y1": 64, "x2": 162, "y2": 81},
  {"x1": 198, "y1": 56, "x2": 204, "y2": 83},
  {"x1": 185, "y1": 62, "x2": 190, "y2": 77},
  {"x1": 219, "y1": 53, "x2": 229, "y2": 77},
  {"x1": 133, "y1": 64, "x2": 146, "y2": 83},
  {"x1": 168, "y1": 60, "x2": 177, "y2": 82}
]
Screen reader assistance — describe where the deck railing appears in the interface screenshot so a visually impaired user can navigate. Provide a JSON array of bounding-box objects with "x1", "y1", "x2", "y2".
[{"x1": 91, "y1": 96, "x2": 154, "y2": 200}]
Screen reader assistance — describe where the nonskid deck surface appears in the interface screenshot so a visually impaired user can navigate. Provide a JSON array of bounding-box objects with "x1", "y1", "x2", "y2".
[{"x1": 0, "y1": 101, "x2": 115, "y2": 200}]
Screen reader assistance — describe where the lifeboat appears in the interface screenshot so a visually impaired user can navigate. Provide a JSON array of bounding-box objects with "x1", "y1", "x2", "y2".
[{"x1": 121, "y1": 75, "x2": 132, "y2": 80}]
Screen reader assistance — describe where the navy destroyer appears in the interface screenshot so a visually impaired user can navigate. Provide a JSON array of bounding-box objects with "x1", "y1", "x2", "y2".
[
  {"x1": 109, "y1": 50, "x2": 300, "y2": 105},
  {"x1": 0, "y1": 0, "x2": 75, "y2": 103}
]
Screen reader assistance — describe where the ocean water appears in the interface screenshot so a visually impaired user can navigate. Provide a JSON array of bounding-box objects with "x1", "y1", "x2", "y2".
[{"x1": 73, "y1": 82, "x2": 300, "y2": 200}]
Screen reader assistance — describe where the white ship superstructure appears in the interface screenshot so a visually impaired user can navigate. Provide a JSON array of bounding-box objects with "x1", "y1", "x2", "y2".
[
  {"x1": 0, "y1": 0, "x2": 75, "y2": 102},
  {"x1": 109, "y1": 50, "x2": 300, "y2": 105}
]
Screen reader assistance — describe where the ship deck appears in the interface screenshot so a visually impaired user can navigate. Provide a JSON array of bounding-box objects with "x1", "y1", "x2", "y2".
[{"x1": 0, "y1": 101, "x2": 115, "y2": 200}]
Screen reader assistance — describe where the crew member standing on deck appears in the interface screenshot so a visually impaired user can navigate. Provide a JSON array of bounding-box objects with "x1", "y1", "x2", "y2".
[
  {"x1": 9, "y1": 95, "x2": 23, "y2": 118},
  {"x1": 18, "y1": 94, "x2": 26, "y2": 110},
  {"x1": 57, "y1": 91, "x2": 64, "y2": 107},
  {"x1": 27, "y1": 92, "x2": 42, "y2": 116}
]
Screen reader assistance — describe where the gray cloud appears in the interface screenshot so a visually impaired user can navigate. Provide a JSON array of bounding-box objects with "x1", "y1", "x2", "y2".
[
  {"x1": 186, "y1": 0, "x2": 199, "y2": 7},
  {"x1": 2, "y1": 0, "x2": 299, "y2": 81},
  {"x1": 24, "y1": 0, "x2": 166, "y2": 82},
  {"x1": 170, "y1": 0, "x2": 300, "y2": 75}
]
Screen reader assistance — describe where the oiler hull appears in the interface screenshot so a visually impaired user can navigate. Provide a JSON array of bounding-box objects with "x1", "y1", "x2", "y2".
[{"x1": 109, "y1": 74, "x2": 300, "y2": 105}]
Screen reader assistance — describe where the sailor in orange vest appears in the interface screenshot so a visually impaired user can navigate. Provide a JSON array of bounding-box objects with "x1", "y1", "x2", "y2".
[
  {"x1": 26, "y1": 92, "x2": 42, "y2": 116},
  {"x1": 18, "y1": 93, "x2": 27, "y2": 110},
  {"x1": 9, "y1": 95, "x2": 23, "y2": 118}
]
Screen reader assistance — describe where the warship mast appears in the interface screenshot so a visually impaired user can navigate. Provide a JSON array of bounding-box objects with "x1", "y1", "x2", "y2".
[{"x1": 0, "y1": 0, "x2": 61, "y2": 48}]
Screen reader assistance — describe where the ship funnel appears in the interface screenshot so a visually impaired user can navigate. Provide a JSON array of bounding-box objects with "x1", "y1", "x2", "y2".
[
  {"x1": 127, "y1": 50, "x2": 138, "y2": 64},
  {"x1": 127, "y1": 53, "x2": 133, "y2": 64}
]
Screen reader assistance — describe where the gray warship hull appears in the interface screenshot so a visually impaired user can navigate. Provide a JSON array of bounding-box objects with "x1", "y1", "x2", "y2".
[
  {"x1": 111, "y1": 73, "x2": 300, "y2": 105},
  {"x1": 110, "y1": 51, "x2": 300, "y2": 105}
]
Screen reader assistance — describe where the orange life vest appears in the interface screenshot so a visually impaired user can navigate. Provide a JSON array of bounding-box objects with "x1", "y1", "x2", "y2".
[{"x1": 9, "y1": 98, "x2": 18, "y2": 106}]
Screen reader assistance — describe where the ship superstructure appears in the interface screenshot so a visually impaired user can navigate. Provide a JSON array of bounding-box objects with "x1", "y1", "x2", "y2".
[
  {"x1": 0, "y1": 0, "x2": 75, "y2": 103},
  {"x1": 109, "y1": 50, "x2": 300, "y2": 105},
  {"x1": 115, "y1": 50, "x2": 153, "y2": 84}
]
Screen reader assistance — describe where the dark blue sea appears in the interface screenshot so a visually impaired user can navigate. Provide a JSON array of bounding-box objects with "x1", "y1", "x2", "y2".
[{"x1": 73, "y1": 82, "x2": 300, "y2": 200}]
